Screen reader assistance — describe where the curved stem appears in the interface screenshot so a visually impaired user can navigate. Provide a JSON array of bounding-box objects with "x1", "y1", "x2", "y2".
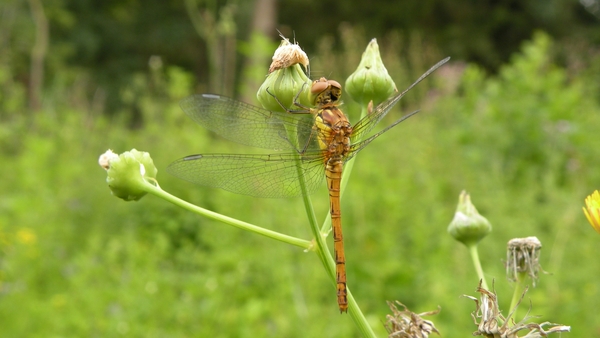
[
  {"x1": 143, "y1": 181, "x2": 311, "y2": 249},
  {"x1": 144, "y1": 177, "x2": 376, "y2": 334}
]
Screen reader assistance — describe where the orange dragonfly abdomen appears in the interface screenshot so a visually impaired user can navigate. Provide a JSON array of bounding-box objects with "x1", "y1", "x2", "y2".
[
  {"x1": 325, "y1": 156, "x2": 347, "y2": 312},
  {"x1": 313, "y1": 88, "x2": 354, "y2": 313}
]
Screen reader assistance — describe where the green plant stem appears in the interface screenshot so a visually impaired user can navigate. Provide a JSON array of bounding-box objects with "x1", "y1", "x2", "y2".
[
  {"x1": 143, "y1": 181, "x2": 310, "y2": 249},
  {"x1": 467, "y1": 243, "x2": 489, "y2": 290},
  {"x1": 144, "y1": 175, "x2": 374, "y2": 336},
  {"x1": 509, "y1": 272, "x2": 527, "y2": 318},
  {"x1": 310, "y1": 103, "x2": 396, "y2": 336},
  {"x1": 293, "y1": 146, "x2": 376, "y2": 338}
]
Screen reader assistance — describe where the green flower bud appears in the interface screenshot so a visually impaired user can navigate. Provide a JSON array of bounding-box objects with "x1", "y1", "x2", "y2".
[
  {"x1": 345, "y1": 38, "x2": 397, "y2": 106},
  {"x1": 257, "y1": 38, "x2": 312, "y2": 112},
  {"x1": 448, "y1": 191, "x2": 492, "y2": 246},
  {"x1": 99, "y1": 149, "x2": 158, "y2": 201}
]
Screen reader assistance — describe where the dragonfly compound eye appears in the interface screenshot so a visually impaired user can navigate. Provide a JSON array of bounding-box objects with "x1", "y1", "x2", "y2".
[
  {"x1": 311, "y1": 78, "x2": 330, "y2": 95},
  {"x1": 327, "y1": 80, "x2": 342, "y2": 102},
  {"x1": 310, "y1": 78, "x2": 343, "y2": 105},
  {"x1": 327, "y1": 80, "x2": 342, "y2": 90}
]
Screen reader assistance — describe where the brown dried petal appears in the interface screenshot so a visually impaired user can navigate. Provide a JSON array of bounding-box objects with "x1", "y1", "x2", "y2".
[
  {"x1": 385, "y1": 301, "x2": 440, "y2": 338},
  {"x1": 465, "y1": 281, "x2": 569, "y2": 337},
  {"x1": 268, "y1": 38, "x2": 309, "y2": 73}
]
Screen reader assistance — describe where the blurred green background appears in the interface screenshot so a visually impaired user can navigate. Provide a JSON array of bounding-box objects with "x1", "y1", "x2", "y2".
[{"x1": 2, "y1": 0, "x2": 600, "y2": 336}]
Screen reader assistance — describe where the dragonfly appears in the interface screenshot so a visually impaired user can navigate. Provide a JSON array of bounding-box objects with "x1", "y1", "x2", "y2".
[{"x1": 168, "y1": 57, "x2": 450, "y2": 313}]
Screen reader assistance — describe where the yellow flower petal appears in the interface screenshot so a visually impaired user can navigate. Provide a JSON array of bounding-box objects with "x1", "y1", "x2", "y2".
[{"x1": 583, "y1": 190, "x2": 600, "y2": 234}]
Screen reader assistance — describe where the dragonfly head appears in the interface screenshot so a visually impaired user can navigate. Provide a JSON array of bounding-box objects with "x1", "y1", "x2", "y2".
[{"x1": 310, "y1": 77, "x2": 342, "y2": 106}]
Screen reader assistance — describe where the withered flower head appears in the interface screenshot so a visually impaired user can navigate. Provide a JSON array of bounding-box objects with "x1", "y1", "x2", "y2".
[
  {"x1": 384, "y1": 301, "x2": 440, "y2": 338},
  {"x1": 257, "y1": 36, "x2": 312, "y2": 111},
  {"x1": 268, "y1": 36, "x2": 309, "y2": 73},
  {"x1": 506, "y1": 237, "x2": 543, "y2": 287},
  {"x1": 464, "y1": 281, "x2": 570, "y2": 337}
]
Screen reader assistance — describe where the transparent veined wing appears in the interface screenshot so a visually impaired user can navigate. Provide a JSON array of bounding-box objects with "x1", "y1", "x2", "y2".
[
  {"x1": 167, "y1": 151, "x2": 327, "y2": 198},
  {"x1": 180, "y1": 94, "x2": 317, "y2": 151}
]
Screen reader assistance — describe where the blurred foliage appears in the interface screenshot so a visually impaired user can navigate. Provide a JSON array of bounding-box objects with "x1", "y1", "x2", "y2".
[
  {"x1": 2, "y1": 21, "x2": 600, "y2": 336},
  {"x1": 280, "y1": 0, "x2": 600, "y2": 70},
  {"x1": 2, "y1": 0, "x2": 600, "y2": 119}
]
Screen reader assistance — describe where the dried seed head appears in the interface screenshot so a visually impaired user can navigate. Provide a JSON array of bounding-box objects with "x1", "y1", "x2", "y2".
[
  {"x1": 506, "y1": 237, "x2": 543, "y2": 286},
  {"x1": 268, "y1": 37, "x2": 309, "y2": 73},
  {"x1": 465, "y1": 281, "x2": 570, "y2": 337},
  {"x1": 384, "y1": 301, "x2": 440, "y2": 338}
]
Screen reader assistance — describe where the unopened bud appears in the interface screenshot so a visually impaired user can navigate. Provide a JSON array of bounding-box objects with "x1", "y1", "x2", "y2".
[
  {"x1": 99, "y1": 149, "x2": 158, "y2": 201},
  {"x1": 448, "y1": 191, "x2": 492, "y2": 246},
  {"x1": 345, "y1": 38, "x2": 397, "y2": 106},
  {"x1": 257, "y1": 37, "x2": 312, "y2": 112}
]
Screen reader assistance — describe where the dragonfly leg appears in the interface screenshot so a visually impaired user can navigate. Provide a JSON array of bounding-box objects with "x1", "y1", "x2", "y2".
[
  {"x1": 290, "y1": 82, "x2": 312, "y2": 110},
  {"x1": 292, "y1": 125, "x2": 321, "y2": 155},
  {"x1": 265, "y1": 86, "x2": 312, "y2": 113}
]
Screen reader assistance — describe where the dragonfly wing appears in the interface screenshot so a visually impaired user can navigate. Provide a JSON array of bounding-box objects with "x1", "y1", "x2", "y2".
[
  {"x1": 351, "y1": 57, "x2": 450, "y2": 142},
  {"x1": 167, "y1": 152, "x2": 326, "y2": 198},
  {"x1": 180, "y1": 94, "x2": 316, "y2": 151},
  {"x1": 345, "y1": 110, "x2": 421, "y2": 162}
]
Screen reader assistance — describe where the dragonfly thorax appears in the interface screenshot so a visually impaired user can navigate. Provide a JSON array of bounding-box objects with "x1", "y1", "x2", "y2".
[
  {"x1": 310, "y1": 77, "x2": 351, "y2": 155},
  {"x1": 316, "y1": 106, "x2": 352, "y2": 156}
]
